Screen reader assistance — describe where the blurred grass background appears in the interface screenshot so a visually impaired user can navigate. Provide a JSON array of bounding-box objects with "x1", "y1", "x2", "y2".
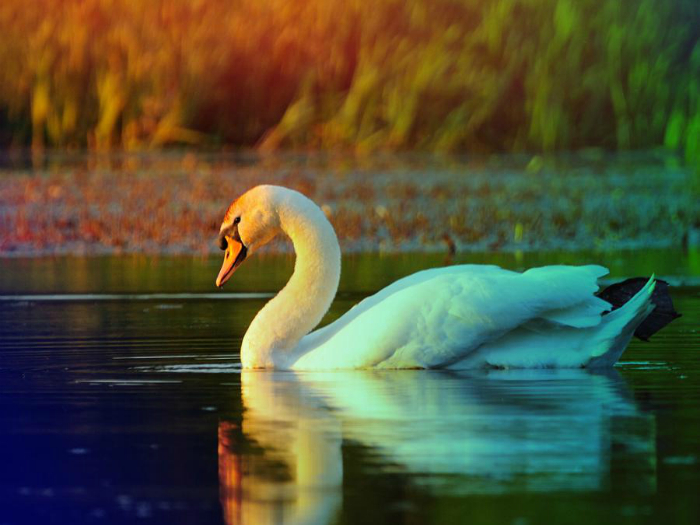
[{"x1": 0, "y1": 0, "x2": 698, "y2": 164}]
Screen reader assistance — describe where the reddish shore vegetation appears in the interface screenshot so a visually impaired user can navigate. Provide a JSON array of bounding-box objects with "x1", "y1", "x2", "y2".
[{"x1": 0, "y1": 152, "x2": 696, "y2": 256}]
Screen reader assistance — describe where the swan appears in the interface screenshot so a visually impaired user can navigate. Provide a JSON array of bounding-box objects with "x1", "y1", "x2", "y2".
[{"x1": 215, "y1": 185, "x2": 678, "y2": 370}]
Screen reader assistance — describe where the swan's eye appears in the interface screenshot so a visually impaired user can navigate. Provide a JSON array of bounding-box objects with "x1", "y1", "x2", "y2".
[{"x1": 234, "y1": 217, "x2": 241, "y2": 225}]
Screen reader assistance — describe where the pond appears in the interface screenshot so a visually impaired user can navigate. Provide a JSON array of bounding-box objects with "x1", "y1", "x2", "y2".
[{"x1": 0, "y1": 252, "x2": 698, "y2": 524}]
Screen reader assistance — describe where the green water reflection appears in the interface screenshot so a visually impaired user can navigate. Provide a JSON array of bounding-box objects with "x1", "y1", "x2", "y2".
[
  {"x1": 1, "y1": 248, "x2": 698, "y2": 295},
  {"x1": 220, "y1": 369, "x2": 656, "y2": 524}
]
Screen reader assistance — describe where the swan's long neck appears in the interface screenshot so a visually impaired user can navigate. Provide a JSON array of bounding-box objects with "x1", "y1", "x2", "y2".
[{"x1": 241, "y1": 192, "x2": 341, "y2": 368}]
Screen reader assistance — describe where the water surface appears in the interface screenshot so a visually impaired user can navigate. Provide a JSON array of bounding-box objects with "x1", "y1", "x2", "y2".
[{"x1": 0, "y1": 253, "x2": 698, "y2": 524}]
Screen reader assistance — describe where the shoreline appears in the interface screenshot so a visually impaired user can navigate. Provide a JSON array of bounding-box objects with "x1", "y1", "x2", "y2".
[{"x1": 1, "y1": 152, "x2": 696, "y2": 257}]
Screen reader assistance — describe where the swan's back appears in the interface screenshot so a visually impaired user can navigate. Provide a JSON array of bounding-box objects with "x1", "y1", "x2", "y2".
[
  {"x1": 295, "y1": 264, "x2": 507, "y2": 353},
  {"x1": 292, "y1": 264, "x2": 648, "y2": 370}
]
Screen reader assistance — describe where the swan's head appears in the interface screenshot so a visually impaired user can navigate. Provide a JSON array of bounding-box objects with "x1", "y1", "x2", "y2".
[{"x1": 215, "y1": 185, "x2": 281, "y2": 287}]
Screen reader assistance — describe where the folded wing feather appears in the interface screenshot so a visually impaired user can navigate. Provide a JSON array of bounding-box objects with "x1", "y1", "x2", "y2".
[{"x1": 293, "y1": 265, "x2": 612, "y2": 370}]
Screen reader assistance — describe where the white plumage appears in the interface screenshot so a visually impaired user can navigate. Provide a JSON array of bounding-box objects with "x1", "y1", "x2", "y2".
[{"x1": 216, "y1": 185, "x2": 655, "y2": 370}]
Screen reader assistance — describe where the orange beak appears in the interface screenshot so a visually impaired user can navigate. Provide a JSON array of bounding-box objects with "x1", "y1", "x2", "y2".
[{"x1": 216, "y1": 237, "x2": 248, "y2": 288}]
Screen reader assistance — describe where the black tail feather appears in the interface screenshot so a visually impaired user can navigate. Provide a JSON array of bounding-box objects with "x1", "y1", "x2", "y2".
[{"x1": 597, "y1": 278, "x2": 682, "y2": 341}]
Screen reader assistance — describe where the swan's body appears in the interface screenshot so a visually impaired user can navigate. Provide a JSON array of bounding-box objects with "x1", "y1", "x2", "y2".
[{"x1": 216, "y1": 185, "x2": 659, "y2": 370}]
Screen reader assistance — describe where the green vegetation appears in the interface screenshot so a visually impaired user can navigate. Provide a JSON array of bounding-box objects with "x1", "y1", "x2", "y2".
[{"x1": 0, "y1": 0, "x2": 698, "y2": 162}]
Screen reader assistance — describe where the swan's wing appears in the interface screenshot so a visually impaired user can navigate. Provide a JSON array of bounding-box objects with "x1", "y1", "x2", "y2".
[
  {"x1": 297, "y1": 265, "x2": 510, "y2": 353},
  {"x1": 292, "y1": 265, "x2": 611, "y2": 369}
]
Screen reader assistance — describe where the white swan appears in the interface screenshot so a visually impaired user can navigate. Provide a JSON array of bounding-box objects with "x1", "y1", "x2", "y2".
[{"x1": 215, "y1": 185, "x2": 658, "y2": 370}]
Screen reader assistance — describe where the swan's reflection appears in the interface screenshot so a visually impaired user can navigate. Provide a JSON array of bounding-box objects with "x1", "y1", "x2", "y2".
[
  {"x1": 219, "y1": 369, "x2": 655, "y2": 524},
  {"x1": 219, "y1": 370, "x2": 343, "y2": 525}
]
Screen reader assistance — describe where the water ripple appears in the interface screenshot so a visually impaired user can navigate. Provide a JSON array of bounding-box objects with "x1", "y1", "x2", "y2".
[{"x1": 0, "y1": 292, "x2": 273, "y2": 301}]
